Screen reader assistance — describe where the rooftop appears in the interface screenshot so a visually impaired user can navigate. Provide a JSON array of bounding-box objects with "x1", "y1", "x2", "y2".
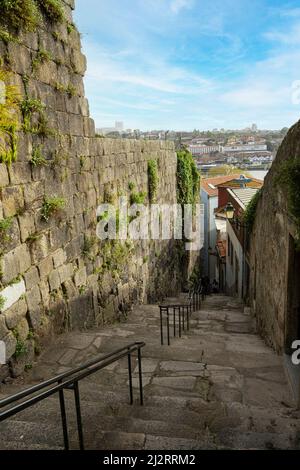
[
  {"x1": 228, "y1": 187, "x2": 260, "y2": 210},
  {"x1": 201, "y1": 174, "x2": 241, "y2": 197}
]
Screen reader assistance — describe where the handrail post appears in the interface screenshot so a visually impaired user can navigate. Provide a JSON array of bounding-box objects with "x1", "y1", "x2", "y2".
[
  {"x1": 58, "y1": 380, "x2": 69, "y2": 451},
  {"x1": 187, "y1": 305, "x2": 190, "y2": 330},
  {"x1": 167, "y1": 308, "x2": 170, "y2": 346},
  {"x1": 73, "y1": 382, "x2": 84, "y2": 451},
  {"x1": 182, "y1": 306, "x2": 185, "y2": 331},
  {"x1": 137, "y1": 347, "x2": 144, "y2": 406},
  {"x1": 160, "y1": 307, "x2": 164, "y2": 345},
  {"x1": 173, "y1": 307, "x2": 176, "y2": 337},
  {"x1": 179, "y1": 307, "x2": 182, "y2": 337},
  {"x1": 127, "y1": 349, "x2": 133, "y2": 405}
]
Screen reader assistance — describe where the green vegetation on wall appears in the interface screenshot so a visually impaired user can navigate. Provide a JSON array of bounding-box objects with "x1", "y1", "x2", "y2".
[
  {"x1": 176, "y1": 149, "x2": 200, "y2": 206},
  {"x1": 276, "y1": 157, "x2": 300, "y2": 247},
  {"x1": 0, "y1": 0, "x2": 65, "y2": 34},
  {"x1": 0, "y1": 68, "x2": 20, "y2": 164},
  {"x1": 243, "y1": 190, "x2": 261, "y2": 233},
  {"x1": 148, "y1": 159, "x2": 159, "y2": 203},
  {"x1": 41, "y1": 196, "x2": 65, "y2": 222}
]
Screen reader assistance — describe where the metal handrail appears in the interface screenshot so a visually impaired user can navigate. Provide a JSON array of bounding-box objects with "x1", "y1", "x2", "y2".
[{"x1": 0, "y1": 341, "x2": 145, "y2": 450}]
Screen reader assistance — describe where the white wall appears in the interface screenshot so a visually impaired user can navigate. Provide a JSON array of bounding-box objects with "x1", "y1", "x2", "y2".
[
  {"x1": 226, "y1": 220, "x2": 244, "y2": 298},
  {"x1": 200, "y1": 189, "x2": 218, "y2": 281}
]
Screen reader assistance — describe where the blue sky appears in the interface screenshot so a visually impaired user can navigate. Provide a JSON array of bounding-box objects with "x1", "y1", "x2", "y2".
[{"x1": 74, "y1": 0, "x2": 300, "y2": 131}]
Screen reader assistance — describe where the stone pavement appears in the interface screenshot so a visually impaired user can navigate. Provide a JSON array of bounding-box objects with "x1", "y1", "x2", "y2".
[{"x1": 0, "y1": 294, "x2": 299, "y2": 450}]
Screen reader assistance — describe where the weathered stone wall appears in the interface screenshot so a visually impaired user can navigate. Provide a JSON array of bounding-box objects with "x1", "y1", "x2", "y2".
[
  {"x1": 248, "y1": 120, "x2": 299, "y2": 353},
  {"x1": 0, "y1": 0, "x2": 186, "y2": 380}
]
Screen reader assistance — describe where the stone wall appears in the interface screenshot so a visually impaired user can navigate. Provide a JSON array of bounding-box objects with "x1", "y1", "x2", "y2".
[
  {"x1": 0, "y1": 0, "x2": 187, "y2": 380},
  {"x1": 248, "y1": 120, "x2": 299, "y2": 353}
]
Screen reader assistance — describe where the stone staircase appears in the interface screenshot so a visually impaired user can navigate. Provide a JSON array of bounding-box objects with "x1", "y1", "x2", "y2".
[{"x1": 0, "y1": 294, "x2": 299, "y2": 450}]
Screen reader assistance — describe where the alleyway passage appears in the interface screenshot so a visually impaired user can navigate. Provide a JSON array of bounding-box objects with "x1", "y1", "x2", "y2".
[{"x1": 0, "y1": 294, "x2": 299, "y2": 450}]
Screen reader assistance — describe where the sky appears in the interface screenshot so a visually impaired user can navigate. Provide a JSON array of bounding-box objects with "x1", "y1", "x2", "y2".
[{"x1": 74, "y1": 0, "x2": 300, "y2": 131}]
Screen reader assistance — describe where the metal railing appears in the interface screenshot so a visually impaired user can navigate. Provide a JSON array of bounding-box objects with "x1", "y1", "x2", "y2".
[
  {"x1": 159, "y1": 286, "x2": 204, "y2": 346},
  {"x1": 0, "y1": 341, "x2": 145, "y2": 450}
]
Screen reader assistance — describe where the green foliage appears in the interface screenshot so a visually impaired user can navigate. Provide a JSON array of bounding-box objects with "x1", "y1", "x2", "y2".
[
  {"x1": 130, "y1": 191, "x2": 147, "y2": 205},
  {"x1": 12, "y1": 329, "x2": 28, "y2": 358},
  {"x1": 36, "y1": 0, "x2": 65, "y2": 23},
  {"x1": 67, "y1": 22, "x2": 75, "y2": 34},
  {"x1": 53, "y1": 82, "x2": 77, "y2": 98},
  {"x1": 99, "y1": 240, "x2": 133, "y2": 277},
  {"x1": 41, "y1": 196, "x2": 65, "y2": 221},
  {"x1": 0, "y1": 293, "x2": 6, "y2": 310},
  {"x1": 32, "y1": 48, "x2": 52, "y2": 72},
  {"x1": 0, "y1": 216, "x2": 12, "y2": 245},
  {"x1": 0, "y1": 27, "x2": 20, "y2": 44},
  {"x1": 208, "y1": 165, "x2": 250, "y2": 178},
  {"x1": 20, "y1": 97, "x2": 45, "y2": 132},
  {"x1": 276, "y1": 157, "x2": 300, "y2": 247},
  {"x1": 176, "y1": 149, "x2": 200, "y2": 206},
  {"x1": 128, "y1": 181, "x2": 135, "y2": 191},
  {"x1": 243, "y1": 190, "x2": 261, "y2": 232},
  {"x1": 0, "y1": 216, "x2": 13, "y2": 232},
  {"x1": 30, "y1": 145, "x2": 48, "y2": 167},
  {"x1": 148, "y1": 159, "x2": 159, "y2": 203},
  {"x1": 0, "y1": 0, "x2": 40, "y2": 32},
  {"x1": 34, "y1": 113, "x2": 55, "y2": 137},
  {"x1": 0, "y1": 68, "x2": 20, "y2": 164}
]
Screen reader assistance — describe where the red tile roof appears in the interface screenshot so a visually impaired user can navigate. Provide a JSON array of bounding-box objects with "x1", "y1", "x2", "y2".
[{"x1": 201, "y1": 175, "x2": 241, "y2": 197}]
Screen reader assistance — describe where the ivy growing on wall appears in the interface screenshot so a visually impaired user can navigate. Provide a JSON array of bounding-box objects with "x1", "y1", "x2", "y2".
[
  {"x1": 0, "y1": 68, "x2": 20, "y2": 164},
  {"x1": 176, "y1": 149, "x2": 200, "y2": 206},
  {"x1": 243, "y1": 190, "x2": 262, "y2": 233},
  {"x1": 276, "y1": 156, "x2": 300, "y2": 248},
  {"x1": 148, "y1": 159, "x2": 159, "y2": 203}
]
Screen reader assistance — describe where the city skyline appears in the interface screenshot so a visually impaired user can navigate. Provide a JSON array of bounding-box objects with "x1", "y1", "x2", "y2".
[{"x1": 75, "y1": 0, "x2": 300, "y2": 131}]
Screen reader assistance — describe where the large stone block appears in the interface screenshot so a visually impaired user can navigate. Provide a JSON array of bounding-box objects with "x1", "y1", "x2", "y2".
[
  {"x1": 0, "y1": 163, "x2": 9, "y2": 186},
  {"x1": 1, "y1": 186, "x2": 24, "y2": 218},
  {"x1": 38, "y1": 256, "x2": 53, "y2": 279},
  {"x1": 4, "y1": 298, "x2": 28, "y2": 330},
  {"x1": 26, "y1": 285, "x2": 41, "y2": 312},
  {"x1": 8, "y1": 163, "x2": 32, "y2": 185},
  {"x1": 2, "y1": 246, "x2": 31, "y2": 285},
  {"x1": 24, "y1": 266, "x2": 40, "y2": 290}
]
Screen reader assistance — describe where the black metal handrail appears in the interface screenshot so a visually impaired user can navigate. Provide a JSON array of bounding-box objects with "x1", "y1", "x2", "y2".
[
  {"x1": 159, "y1": 302, "x2": 192, "y2": 346},
  {"x1": 0, "y1": 341, "x2": 145, "y2": 450},
  {"x1": 159, "y1": 288, "x2": 205, "y2": 346}
]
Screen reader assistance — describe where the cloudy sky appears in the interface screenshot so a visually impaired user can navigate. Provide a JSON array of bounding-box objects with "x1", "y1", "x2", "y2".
[{"x1": 74, "y1": 0, "x2": 300, "y2": 131}]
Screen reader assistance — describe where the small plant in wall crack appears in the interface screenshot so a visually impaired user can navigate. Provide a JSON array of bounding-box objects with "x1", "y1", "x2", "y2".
[
  {"x1": 32, "y1": 48, "x2": 52, "y2": 72},
  {"x1": 30, "y1": 145, "x2": 48, "y2": 167},
  {"x1": 0, "y1": 216, "x2": 13, "y2": 244},
  {"x1": 20, "y1": 97, "x2": 45, "y2": 132},
  {"x1": 41, "y1": 196, "x2": 65, "y2": 222}
]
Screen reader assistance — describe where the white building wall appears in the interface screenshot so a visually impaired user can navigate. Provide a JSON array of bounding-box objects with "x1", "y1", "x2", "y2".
[
  {"x1": 226, "y1": 220, "x2": 244, "y2": 299},
  {"x1": 200, "y1": 189, "x2": 218, "y2": 281}
]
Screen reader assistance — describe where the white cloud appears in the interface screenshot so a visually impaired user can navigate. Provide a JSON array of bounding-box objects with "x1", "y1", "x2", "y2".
[
  {"x1": 170, "y1": 0, "x2": 194, "y2": 15},
  {"x1": 265, "y1": 23, "x2": 300, "y2": 45}
]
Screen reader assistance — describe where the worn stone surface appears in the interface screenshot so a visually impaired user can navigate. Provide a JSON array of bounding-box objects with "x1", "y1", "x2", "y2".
[{"x1": 0, "y1": 294, "x2": 298, "y2": 450}]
